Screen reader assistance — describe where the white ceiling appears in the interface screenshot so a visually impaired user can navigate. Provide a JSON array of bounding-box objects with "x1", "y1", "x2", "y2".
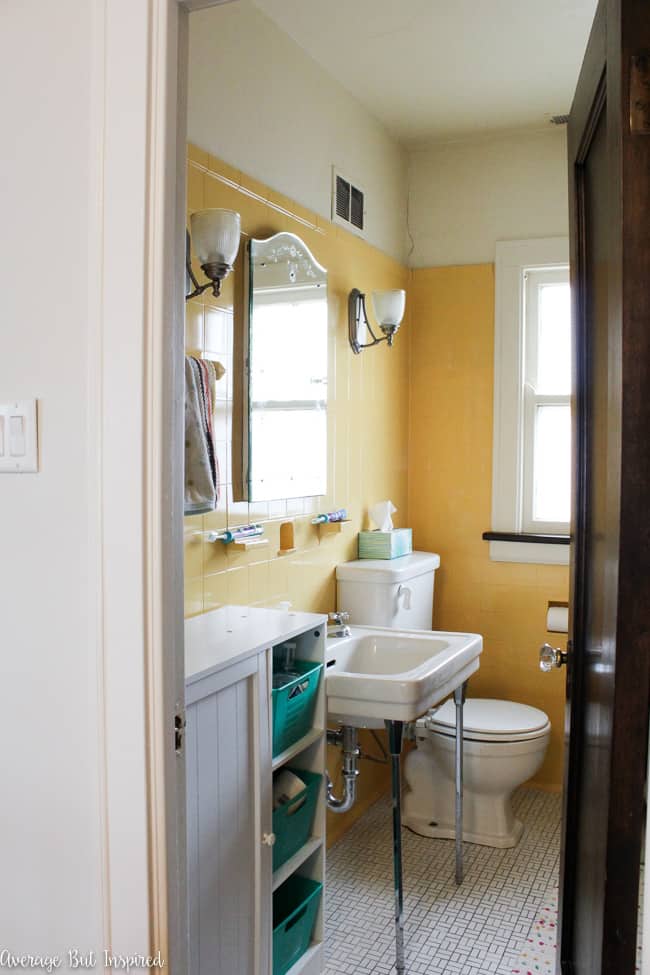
[{"x1": 252, "y1": 0, "x2": 597, "y2": 145}]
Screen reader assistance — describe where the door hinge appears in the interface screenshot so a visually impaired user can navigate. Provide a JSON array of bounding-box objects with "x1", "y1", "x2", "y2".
[{"x1": 174, "y1": 706, "x2": 186, "y2": 754}]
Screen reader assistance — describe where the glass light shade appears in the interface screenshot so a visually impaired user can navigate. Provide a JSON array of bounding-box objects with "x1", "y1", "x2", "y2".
[
  {"x1": 190, "y1": 208, "x2": 241, "y2": 267},
  {"x1": 371, "y1": 289, "x2": 406, "y2": 327}
]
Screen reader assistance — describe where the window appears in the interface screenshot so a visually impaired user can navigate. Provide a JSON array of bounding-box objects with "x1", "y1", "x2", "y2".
[{"x1": 490, "y1": 238, "x2": 571, "y2": 564}]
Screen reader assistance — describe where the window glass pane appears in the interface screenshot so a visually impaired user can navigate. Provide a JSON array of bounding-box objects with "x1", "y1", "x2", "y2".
[
  {"x1": 251, "y1": 296, "x2": 327, "y2": 403},
  {"x1": 537, "y1": 282, "x2": 571, "y2": 394},
  {"x1": 250, "y1": 408, "x2": 326, "y2": 501},
  {"x1": 533, "y1": 404, "x2": 571, "y2": 524}
]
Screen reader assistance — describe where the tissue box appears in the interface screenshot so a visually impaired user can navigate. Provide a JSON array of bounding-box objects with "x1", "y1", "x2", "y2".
[{"x1": 358, "y1": 528, "x2": 413, "y2": 560}]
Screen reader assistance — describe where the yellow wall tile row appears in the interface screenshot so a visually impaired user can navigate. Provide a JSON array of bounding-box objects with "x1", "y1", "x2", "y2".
[
  {"x1": 408, "y1": 265, "x2": 569, "y2": 789},
  {"x1": 185, "y1": 143, "x2": 410, "y2": 834}
]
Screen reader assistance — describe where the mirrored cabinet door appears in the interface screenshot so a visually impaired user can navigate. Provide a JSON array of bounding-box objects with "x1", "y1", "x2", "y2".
[{"x1": 235, "y1": 232, "x2": 328, "y2": 503}]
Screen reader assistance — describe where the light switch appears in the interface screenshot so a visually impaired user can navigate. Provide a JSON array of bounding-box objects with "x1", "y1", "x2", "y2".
[
  {"x1": 0, "y1": 400, "x2": 38, "y2": 473},
  {"x1": 10, "y1": 415, "x2": 26, "y2": 456}
]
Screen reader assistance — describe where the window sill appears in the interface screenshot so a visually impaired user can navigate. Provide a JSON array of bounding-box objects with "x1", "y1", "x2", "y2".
[{"x1": 482, "y1": 531, "x2": 570, "y2": 565}]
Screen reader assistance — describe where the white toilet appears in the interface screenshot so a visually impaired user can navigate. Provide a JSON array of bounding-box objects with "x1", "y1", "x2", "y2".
[
  {"x1": 336, "y1": 552, "x2": 551, "y2": 848},
  {"x1": 404, "y1": 698, "x2": 550, "y2": 847}
]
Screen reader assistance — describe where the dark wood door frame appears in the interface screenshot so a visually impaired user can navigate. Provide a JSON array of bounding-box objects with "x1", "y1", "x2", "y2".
[{"x1": 560, "y1": 1, "x2": 650, "y2": 972}]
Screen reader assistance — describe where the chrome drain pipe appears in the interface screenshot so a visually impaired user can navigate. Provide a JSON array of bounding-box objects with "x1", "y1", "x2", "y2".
[{"x1": 326, "y1": 725, "x2": 359, "y2": 814}]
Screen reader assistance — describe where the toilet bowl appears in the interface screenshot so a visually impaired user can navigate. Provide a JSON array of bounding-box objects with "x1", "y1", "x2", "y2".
[{"x1": 403, "y1": 698, "x2": 550, "y2": 848}]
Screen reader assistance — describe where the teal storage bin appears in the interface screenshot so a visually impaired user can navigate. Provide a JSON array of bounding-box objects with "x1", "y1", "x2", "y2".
[
  {"x1": 273, "y1": 769, "x2": 322, "y2": 871},
  {"x1": 358, "y1": 527, "x2": 413, "y2": 559},
  {"x1": 273, "y1": 876, "x2": 322, "y2": 975},
  {"x1": 272, "y1": 660, "x2": 322, "y2": 757}
]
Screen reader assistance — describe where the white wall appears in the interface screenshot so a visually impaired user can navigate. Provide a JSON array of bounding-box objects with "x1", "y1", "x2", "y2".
[
  {"x1": 0, "y1": 0, "x2": 104, "y2": 956},
  {"x1": 0, "y1": 0, "x2": 157, "y2": 961},
  {"x1": 408, "y1": 127, "x2": 569, "y2": 267},
  {"x1": 188, "y1": 0, "x2": 408, "y2": 262}
]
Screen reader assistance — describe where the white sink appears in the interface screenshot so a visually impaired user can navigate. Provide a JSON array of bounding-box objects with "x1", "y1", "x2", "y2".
[{"x1": 326, "y1": 626, "x2": 482, "y2": 728}]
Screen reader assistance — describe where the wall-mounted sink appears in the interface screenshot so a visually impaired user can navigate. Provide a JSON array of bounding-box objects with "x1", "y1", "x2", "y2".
[{"x1": 326, "y1": 626, "x2": 482, "y2": 727}]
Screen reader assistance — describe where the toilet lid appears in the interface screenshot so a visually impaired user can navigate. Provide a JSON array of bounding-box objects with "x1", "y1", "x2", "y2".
[{"x1": 423, "y1": 698, "x2": 550, "y2": 743}]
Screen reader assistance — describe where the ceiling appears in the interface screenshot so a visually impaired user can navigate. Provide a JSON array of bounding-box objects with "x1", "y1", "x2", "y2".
[{"x1": 252, "y1": 0, "x2": 597, "y2": 145}]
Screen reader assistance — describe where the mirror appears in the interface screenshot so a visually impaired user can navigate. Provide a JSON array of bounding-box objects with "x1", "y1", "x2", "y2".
[{"x1": 240, "y1": 232, "x2": 328, "y2": 502}]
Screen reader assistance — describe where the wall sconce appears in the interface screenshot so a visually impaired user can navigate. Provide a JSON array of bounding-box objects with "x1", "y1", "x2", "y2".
[
  {"x1": 185, "y1": 208, "x2": 241, "y2": 300},
  {"x1": 348, "y1": 289, "x2": 406, "y2": 354}
]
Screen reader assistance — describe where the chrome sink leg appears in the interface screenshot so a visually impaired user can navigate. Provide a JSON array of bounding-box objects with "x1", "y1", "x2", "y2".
[
  {"x1": 454, "y1": 681, "x2": 468, "y2": 885},
  {"x1": 386, "y1": 720, "x2": 406, "y2": 975}
]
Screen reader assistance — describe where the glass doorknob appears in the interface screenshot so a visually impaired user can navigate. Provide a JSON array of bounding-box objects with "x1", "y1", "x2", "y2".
[{"x1": 539, "y1": 643, "x2": 568, "y2": 671}]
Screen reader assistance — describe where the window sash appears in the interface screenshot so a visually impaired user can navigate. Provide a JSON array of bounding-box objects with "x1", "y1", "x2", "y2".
[{"x1": 491, "y1": 237, "x2": 570, "y2": 564}]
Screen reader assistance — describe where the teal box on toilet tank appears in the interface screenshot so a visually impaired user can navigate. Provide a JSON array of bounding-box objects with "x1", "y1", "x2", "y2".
[{"x1": 358, "y1": 528, "x2": 413, "y2": 560}]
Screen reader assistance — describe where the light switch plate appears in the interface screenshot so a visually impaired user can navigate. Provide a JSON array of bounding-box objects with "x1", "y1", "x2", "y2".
[{"x1": 0, "y1": 399, "x2": 38, "y2": 473}]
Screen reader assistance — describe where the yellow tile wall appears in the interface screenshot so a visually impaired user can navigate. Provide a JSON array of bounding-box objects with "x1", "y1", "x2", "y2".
[
  {"x1": 184, "y1": 144, "x2": 409, "y2": 836},
  {"x1": 408, "y1": 265, "x2": 568, "y2": 789}
]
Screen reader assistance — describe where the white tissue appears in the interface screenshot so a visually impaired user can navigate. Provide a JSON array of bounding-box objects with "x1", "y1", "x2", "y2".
[{"x1": 369, "y1": 500, "x2": 397, "y2": 532}]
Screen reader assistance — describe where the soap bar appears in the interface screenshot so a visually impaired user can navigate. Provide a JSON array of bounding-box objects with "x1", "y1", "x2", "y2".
[{"x1": 358, "y1": 528, "x2": 413, "y2": 560}]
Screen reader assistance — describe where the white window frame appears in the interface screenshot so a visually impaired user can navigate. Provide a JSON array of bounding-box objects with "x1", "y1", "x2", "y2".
[{"x1": 490, "y1": 237, "x2": 571, "y2": 565}]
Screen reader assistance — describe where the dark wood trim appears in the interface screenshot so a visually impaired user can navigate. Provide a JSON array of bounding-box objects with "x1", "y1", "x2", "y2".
[
  {"x1": 602, "y1": 0, "x2": 650, "y2": 970},
  {"x1": 482, "y1": 531, "x2": 570, "y2": 545}
]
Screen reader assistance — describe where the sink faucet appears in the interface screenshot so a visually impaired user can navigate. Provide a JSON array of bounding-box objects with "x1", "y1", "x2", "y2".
[{"x1": 327, "y1": 611, "x2": 351, "y2": 638}]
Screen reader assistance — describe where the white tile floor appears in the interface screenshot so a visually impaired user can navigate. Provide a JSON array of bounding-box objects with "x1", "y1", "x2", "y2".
[{"x1": 324, "y1": 787, "x2": 561, "y2": 975}]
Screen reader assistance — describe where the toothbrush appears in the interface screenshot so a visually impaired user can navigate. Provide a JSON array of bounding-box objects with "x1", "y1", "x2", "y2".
[{"x1": 311, "y1": 508, "x2": 348, "y2": 524}]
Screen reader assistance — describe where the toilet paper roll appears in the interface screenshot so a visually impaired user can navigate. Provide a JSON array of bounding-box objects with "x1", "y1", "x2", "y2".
[{"x1": 547, "y1": 605, "x2": 569, "y2": 633}]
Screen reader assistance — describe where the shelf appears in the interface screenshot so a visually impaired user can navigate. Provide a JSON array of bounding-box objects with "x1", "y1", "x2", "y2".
[
  {"x1": 317, "y1": 519, "x2": 351, "y2": 536},
  {"x1": 272, "y1": 837, "x2": 322, "y2": 892},
  {"x1": 231, "y1": 537, "x2": 269, "y2": 552},
  {"x1": 272, "y1": 727, "x2": 323, "y2": 771},
  {"x1": 285, "y1": 942, "x2": 323, "y2": 975}
]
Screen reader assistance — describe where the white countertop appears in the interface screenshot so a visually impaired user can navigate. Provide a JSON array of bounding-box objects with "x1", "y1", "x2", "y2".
[{"x1": 185, "y1": 604, "x2": 328, "y2": 684}]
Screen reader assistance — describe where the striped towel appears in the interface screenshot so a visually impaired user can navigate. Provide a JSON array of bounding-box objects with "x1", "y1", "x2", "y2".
[{"x1": 184, "y1": 356, "x2": 226, "y2": 515}]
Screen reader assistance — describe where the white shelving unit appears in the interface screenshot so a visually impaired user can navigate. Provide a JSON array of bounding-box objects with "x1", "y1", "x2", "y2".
[{"x1": 185, "y1": 605, "x2": 327, "y2": 975}]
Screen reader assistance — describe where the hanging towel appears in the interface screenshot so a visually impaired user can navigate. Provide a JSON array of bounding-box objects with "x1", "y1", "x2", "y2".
[{"x1": 184, "y1": 356, "x2": 225, "y2": 515}]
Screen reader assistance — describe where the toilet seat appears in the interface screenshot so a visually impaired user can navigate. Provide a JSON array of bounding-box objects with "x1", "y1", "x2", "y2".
[{"x1": 420, "y1": 698, "x2": 551, "y2": 743}]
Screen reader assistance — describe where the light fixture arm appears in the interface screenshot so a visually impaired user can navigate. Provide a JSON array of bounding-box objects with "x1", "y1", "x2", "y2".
[{"x1": 348, "y1": 289, "x2": 397, "y2": 354}]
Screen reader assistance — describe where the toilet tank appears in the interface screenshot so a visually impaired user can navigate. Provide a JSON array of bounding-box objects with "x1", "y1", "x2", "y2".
[{"x1": 336, "y1": 552, "x2": 441, "y2": 629}]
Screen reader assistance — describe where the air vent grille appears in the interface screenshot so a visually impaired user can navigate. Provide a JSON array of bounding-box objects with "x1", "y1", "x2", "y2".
[
  {"x1": 332, "y1": 168, "x2": 366, "y2": 236},
  {"x1": 335, "y1": 175, "x2": 351, "y2": 221},
  {"x1": 350, "y1": 186, "x2": 364, "y2": 230}
]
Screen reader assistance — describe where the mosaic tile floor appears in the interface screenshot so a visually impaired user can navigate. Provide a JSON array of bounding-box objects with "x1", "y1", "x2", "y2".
[{"x1": 324, "y1": 787, "x2": 561, "y2": 975}]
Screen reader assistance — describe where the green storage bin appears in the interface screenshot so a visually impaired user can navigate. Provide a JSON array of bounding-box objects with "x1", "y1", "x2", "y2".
[
  {"x1": 273, "y1": 876, "x2": 322, "y2": 975},
  {"x1": 272, "y1": 769, "x2": 322, "y2": 871},
  {"x1": 272, "y1": 660, "x2": 322, "y2": 757}
]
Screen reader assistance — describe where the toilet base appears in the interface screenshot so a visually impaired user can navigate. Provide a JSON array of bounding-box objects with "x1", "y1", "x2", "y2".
[
  {"x1": 403, "y1": 813, "x2": 524, "y2": 849},
  {"x1": 402, "y1": 734, "x2": 550, "y2": 851}
]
